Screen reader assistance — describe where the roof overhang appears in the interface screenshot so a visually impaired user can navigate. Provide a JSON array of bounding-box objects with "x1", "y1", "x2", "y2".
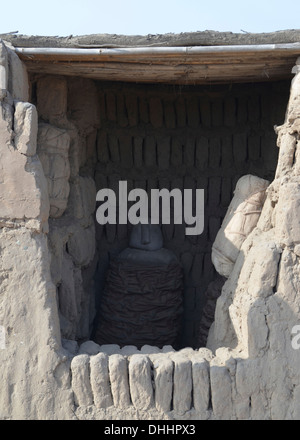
[{"x1": 14, "y1": 43, "x2": 300, "y2": 84}]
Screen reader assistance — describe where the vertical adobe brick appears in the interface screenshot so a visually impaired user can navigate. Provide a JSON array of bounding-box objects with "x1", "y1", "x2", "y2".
[
  {"x1": 209, "y1": 138, "x2": 221, "y2": 169},
  {"x1": 184, "y1": 287, "x2": 196, "y2": 311},
  {"x1": 144, "y1": 136, "x2": 157, "y2": 166},
  {"x1": 233, "y1": 133, "x2": 247, "y2": 165},
  {"x1": 209, "y1": 216, "x2": 221, "y2": 242},
  {"x1": 175, "y1": 95, "x2": 186, "y2": 127},
  {"x1": 149, "y1": 97, "x2": 163, "y2": 128},
  {"x1": 211, "y1": 99, "x2": 223, "y2": 126},
  {"x1": 171, "y1": 138, "x2": 183, "y2": 166},
  {"x1": 117, "y1": 95, "x2": 128, "y2": 127},
  {"x1": 184, "y1": 136, "x2": 195, "y2": 167},
  {"x1": 248, "y1": 134, "x2": 261, "y2": 161},
  {"x1": 139, "y1": 96, "x2": 149, "y2": 123},
  {"x1": 106, "y1": 91, "x2": 117, "y2": 121},
  {"x1": 157, "y1": 136, "x2": 170, "y2": 170},
  {"x1": 221, "y1": 136, "x2": 233, "y2": 170},
  {"x1": 224, "y1": 96, "x2": 236, "y2": 127},
  {"x1": 133, "y1": 136, "x2": 143, "y2": 168},
  {"x1": 187, "y1": 96, "x2": 200, "y2": 128},
  {"x1": 190, "y1": 254, "x2": 204, "y2": 286},
  {"x1": 247, "y1": 93, "x2": 260, "y2": 123},
  {"x1": 163, "y1": 99, "x2": 176, "y2": 129},
  {"x1": 199, "y1": 98, "x2": 211, "y2": 127},
  {"x1": 221, "y1": 177, "x2": 232, "y2": 208},
  {"x1": 208, "y1": 176, "x2": 221, "y2": 207},
  {"x1": 119, "y1": 134, "x2": 133, "y2": 168},
  {"x1": 125, "y1": 94, "x2": 138, "y2": 126},
  {"x1": 236, "y1": 96, "x2": 248, "y2": 123},
  {"x1": 97, "y1": 130, "x2": 109, "y2": 164},
  {"x1": 108, "y1": 134, "x2": 120, "y2": 162},
  {"x1": 98, "y1": 90, "x2": 106, "y2": 127},
  {"x1": 180, "y1": 252, "x2": 193, "y2": 281},
  {"x1": 196, "y1": 136, "x2": 209, "y2": 170}
]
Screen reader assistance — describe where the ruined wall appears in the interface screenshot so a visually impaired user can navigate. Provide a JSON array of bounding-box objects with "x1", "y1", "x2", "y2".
[
  {"x1": 1, "y1": 36, "x2": 300, "y2": 419},
  {"x1": 94, "y1": 80, "x2": 289, "y2": 347}
]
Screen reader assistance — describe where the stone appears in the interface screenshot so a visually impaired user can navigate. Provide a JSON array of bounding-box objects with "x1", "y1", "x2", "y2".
[
  {"x1": 128, "y1": 355, "x2": 154, "y2": 411},
  {"x1": 14, "y1": 101, "x2": 38, "y2": 156},
  {"x1": 172, "y1": 355, "x2": 192, "y2": 415},
  {"x1": 0, "y1": 102, "x2": 50, "y2": 229},
  {"x1": 109, "y1": 354, "x2": 131, "y2": 409},
  {"x1": 37, "y1": 123, "x2": 70, "y2": 218},
  {"x1": 153, "y1": 356, "x2": 173, "y2": 412},
  {"x1": 90, "y1": 352, "x2": 113, "y2": 408},
  {"x1": 78, "y1": 340, "x2": 101, "y2": 355},
  {"x1": 5, "y1": 43, "x2": 29, "y2": 102},
  {"x1": 62, "y1": 339, "x2": 79, "y2": 355},
  {"x1": 210, "y1": 359, "x2": 232, "y2": 419},
  {"x1": 191, "y1": 357, "x2": 210, "y2": 412},
  {"x1": 212, "y1": 175, "x2": 269, "y2": 278},
  {"x1": 70, "y1": 354, "x2": 93, "y2": 407},
  {"x1": 37, "y1": 76, "x2": 68, "y2": 125}
]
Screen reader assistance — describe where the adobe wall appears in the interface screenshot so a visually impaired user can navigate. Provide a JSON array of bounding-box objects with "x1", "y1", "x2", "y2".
[{"x1": 1, "y1": 38, "x2": 300, "y2": 420}]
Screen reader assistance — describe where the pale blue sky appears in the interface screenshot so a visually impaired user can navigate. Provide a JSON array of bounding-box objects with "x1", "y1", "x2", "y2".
[{"x1": 1, "y1": 0, "x2": 300, "y2": 37}]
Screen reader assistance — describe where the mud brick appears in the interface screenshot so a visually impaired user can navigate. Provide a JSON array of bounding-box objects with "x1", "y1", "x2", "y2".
[
  {"x1": 162, "y1": 223, "x2": 174, "y2": 242},
  {"x1": 184, "y1": 175, "x2": 196, "y2": 191},
  {"x1": 139, "y1": 96, "x2": 149, "y2": 123},
  {"x1": 181, "y1": 252, "x2": 194, "y2": 281},
  {"x1": 97, "y1": 130, "x2": 109, "y2": 164},
  {"x1": 195, "y1": 136, "x2": 209, "y2": 170},
  {"x1": 191, "y1": 254, "x2": 204, "y2": 286},
  {"x1": 119, "y1": 134, "x2": 133, "y2": 168},
  {"x1": 117, "y1": 95, "x2": 128, "y2": 127},
  {"x1": 144, "y1": 136, "x2": 157, "y2": 166},
  {"x1": 173, "y1": 223, "x2": 185, "y2": 242},
  {"x1": 105, "y1": 223, "x2": 116, "y2": 244},
  {"x1": 171, "y1": 138, "x2": 183, "y2": 166},
  {"x1": 108, "y1": 134, "x2": 120, "y2": 162},
  {"x1": 184, "y1": 136, "x2": 195, "y2": 167},
  {"x1": 105, "y1": 91, "x2": 117, "y2": 121},
  {"x1": 196, "y1": 176, "x2": 208, "y2": 204},
  {"x1": 108, "y1": 174, "x2": 121, "y2": 199},
  {"x1": 203, "y1": 252, "x2": 215, "y2": 280},
  {"x1": 125, "y1": 94, "x2": 138, "y2": 126},
  {"x1": 86, "y1": 129, "x2": 98, "y2": 165},
  {"x1": 261, "y1": 134, "x2": 278, "y2": 170},
  {"x1": 187, "y1": 96, "x2": 200, "y2": 128},
  {"x1": 133, "y1": 136, "x2": 143, "y2": 168},
  {"x1": 260, "y1": 92, "x2": 272, "y2": 124},
  {"x1": 117, "y1": 223, "x2": 128, "y2": 240},
  {"x1": 163, "y1": 99, "x2": 176, "y2": 129},
  {"x1": 233, "y1": 133, "x2": 247, "y2": 165},
  {"x1": 237, "y1": 96, "x2": 248, "y2": 124},
  {"x1": 134, "y1": 179, "x2": 147, "y2": 191},
  {"x1": 94, "y1": 172, "x2": 107, "y2": 191},
  {"x1": 221, "y1": 136, "x2": 234, "y2": 169},
  {"x1": 211, "y1": 99, "x2": 223, "y2": 127},
  {"x1": 224, "y1": 96, "x2": 236, "y2": 127},
  {"x1": 247, "y1": 93, "x2": 260, "y2": 123},
  {"x1": 157, "y1": 136, "x2": 170, "y2": 170},
  {"x1": 175, "y1": 95, "x2": 186, "y2": 127},
  {"x1": 248, "y1": 134, "x2": 261, "y2": 161},
  {"x1": 208, "y1": 176, "x2": 221, "y2": 207},
  {"x1": 221, "y1": 177, "x2": 232, "y2": 208},
  {"x1": 98, "y1": 90, "x2": 106, "y2": 126},
  {"x1": 149, "y1": 97, "x2": 163, "y2": 128},
  {"x1": 209, "y1": 138, "x2": 221, "y2": 169},
  {"x1": 184, "y1": 287, "x2": 196, "y2": 311},
  {"x1": 200, "y1": 98, "x2": 211, "y2": 127},
  {"x1": 209, "y1": 216, "x2": 221, "y2": 242}
]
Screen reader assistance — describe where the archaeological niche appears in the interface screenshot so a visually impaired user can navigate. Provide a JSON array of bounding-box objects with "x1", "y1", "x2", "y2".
[{"x1": 1, "y1": 33, "x2": 300, "y2": 420}]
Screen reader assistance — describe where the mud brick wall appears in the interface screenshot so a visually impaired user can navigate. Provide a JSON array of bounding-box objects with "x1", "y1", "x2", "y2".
[{"x1": 93, "y1": 80, "x2": 290, "y2": 348}]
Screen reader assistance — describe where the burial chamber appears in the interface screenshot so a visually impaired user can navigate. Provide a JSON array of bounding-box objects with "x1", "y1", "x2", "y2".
[{"x1": 1, "y1": 31, "x2": 300, "y2": 420}]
